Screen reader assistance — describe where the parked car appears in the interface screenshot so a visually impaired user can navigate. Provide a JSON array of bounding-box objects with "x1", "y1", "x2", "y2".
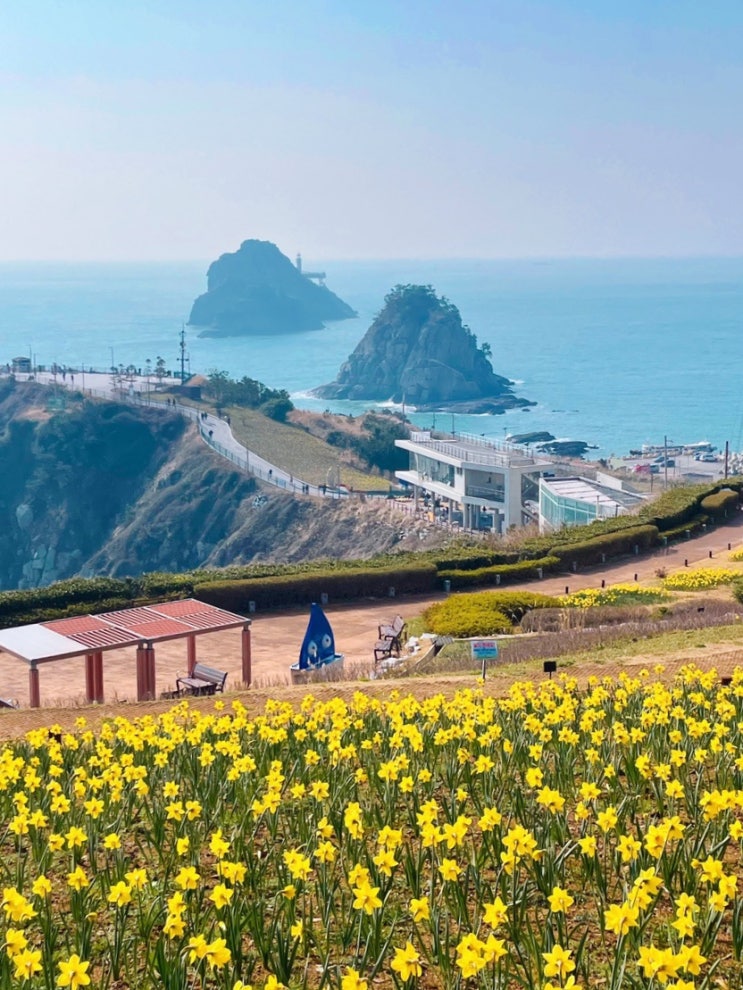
[{"x1": 698, "y1": 453, "x2": 717, "y2": 463}]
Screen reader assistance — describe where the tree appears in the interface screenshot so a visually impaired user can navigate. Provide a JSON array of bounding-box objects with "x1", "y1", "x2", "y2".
[
  {"x1": 260, "y1": 394, "x2": 293, "y2": 423},
  {"x1": 155, "y1": 356, "x2": 166, "y2": 385},
  {"x1": 206, "y1": 370, "x2": 229, "y2": 405}
]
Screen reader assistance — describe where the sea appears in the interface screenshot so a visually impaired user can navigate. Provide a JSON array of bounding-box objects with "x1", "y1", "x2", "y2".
[{"x1": 1, "y1": 257, "x2": 742, "y2": 458}]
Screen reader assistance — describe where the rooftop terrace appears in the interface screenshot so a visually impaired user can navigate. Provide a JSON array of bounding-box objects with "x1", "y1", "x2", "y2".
[{"x1": 399, "y1": 430, "x2": 551, "y2": 469}]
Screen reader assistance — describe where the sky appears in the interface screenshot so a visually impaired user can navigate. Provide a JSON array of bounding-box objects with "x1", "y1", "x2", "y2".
[{"x1": 1, "y1": 0, "x2": 742, "y2": 261}]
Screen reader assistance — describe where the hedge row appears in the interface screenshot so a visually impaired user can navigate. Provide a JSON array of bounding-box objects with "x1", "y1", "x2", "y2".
[
  {"x1": 639, "y1": 478, "x2": 743, "y2": 531},
  {"x1": 1, "y1": 478, "x2": 740, "y2": 624},
  {"x1": 700, "y1": 489, "x2": 739, "y2": 518},
  {"x1": 437, "y1": 556, "x2": 560, "y2": 589},
  {"x1": 0, "y1": 578, "x2": 137, "y2": 618},
  {"x1": 519, "y1": 513, "x2": 645, "y2": 558},
  {"x1": 194, "y1": 563, "x2": 438, "y2": 612},
  {"x1": 549, "y1": 525, "x2": 659, "y2": 569},
  {"x1": 661, "y1": 515, "x2": 710, "y2": 543},
  {"x1": 429, "y1": 549, "x2": 521, "y2": 571}
]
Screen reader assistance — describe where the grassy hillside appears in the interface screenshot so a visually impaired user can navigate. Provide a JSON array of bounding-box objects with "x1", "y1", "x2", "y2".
[
  {"x1": 225, "y1": 407, "x2": 392, "y2": 491},
  {"x1": 152, "y1": 392, "x2": 395, "y2": 492}
]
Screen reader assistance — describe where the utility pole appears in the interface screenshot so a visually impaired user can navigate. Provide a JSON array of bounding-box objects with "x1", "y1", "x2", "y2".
[
  {"x1": 725, "y1": 440, "x2": 729, "y2": 479},
  {"x1": 179, "y1": 326, "x2": 187, "y2": 383},
  {"x1": 664, "y1": 435, "x2": 668, "y2": 489}
]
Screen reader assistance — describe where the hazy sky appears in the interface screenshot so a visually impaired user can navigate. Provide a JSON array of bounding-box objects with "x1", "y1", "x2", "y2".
[{"x1": 2, "y1": 1, "x2": 742, "y2": 260}]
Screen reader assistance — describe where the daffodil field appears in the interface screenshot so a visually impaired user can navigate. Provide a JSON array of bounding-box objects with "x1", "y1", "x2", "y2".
[
  {"x1": 3, "y1": 668, "x2": 743, "y2": 990},
  {"x1": 558, "y1": 585, "x2": 670, "y2": 608},
  {"x1": 663, "y1": 569, "x2": 739, "y2": 591}
]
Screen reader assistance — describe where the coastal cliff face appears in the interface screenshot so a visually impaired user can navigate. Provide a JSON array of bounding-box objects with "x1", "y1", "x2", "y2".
[
  {"x1": 316, "y1": 284, "x2": 533, "y2": 413},
  {"x1": 0, "y1": 382, "x2": 443, "y2": 590},
  {"x1": 188, "y1": 239, "x2": 356, "y2": 337},
  {"x1": 0, "y1": 382, "x2": 255, "y2": 588}
]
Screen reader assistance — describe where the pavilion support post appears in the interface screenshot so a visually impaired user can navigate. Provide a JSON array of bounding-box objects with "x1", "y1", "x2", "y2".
[
  {"x1": 93, "y1": 651, "x2": 104, "y2": 703},
  {"x1": 85, "y1": 653, "x2": 96, "y2": 704},
  {"x1": 29, "y1": 662, "x2": 40, "y2": 709},
  {"x1": 187, "y1": 634, "x2": 197, "y2": 675},
  {"x1": 136, "y1": 643, "x2": 148, "y2": 702},
  {"x1": 241, "y1": 621, "x2": 252, "y2": 688},
  {"x1": 145, "y1": 643, "x2": 156, "y2": 700}
]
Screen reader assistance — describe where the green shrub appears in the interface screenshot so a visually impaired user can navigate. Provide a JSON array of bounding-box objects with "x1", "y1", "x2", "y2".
[
  {"x1": 195, "y1": 563, "x2": 438, "y2": 612},
  {"x1": 423, "y1": 606, "x2": 513, "y2": 639},
  {"x1": 639, "y1": 479, "x2": 743, "y2": 531},
  {"x1": 661, "y1": 515, "x2": 709, "y2": 542},
  {"x1": 140, "y1": 572, "x2": 196, "y2": 597},
  {"x1": 438, "y1": 556, "x2": 560, "y2": 588},
  {"x1": 0, "y1": 577, "x2": 135, "y2": 618},
  {"x1": 260, "y1": 395, "x2": 294, "y2": 422},
  {"x1": 430, "y1": 549, "x2": 521, "y2": 571},
  {"x1": 550, "y1": 525, "x2": 659, "y2": 568},
  {"x1": 519, "y1": 514, "x2": 648, "y2": 558},
  {"x1": 732, "y1": 577, "x2": 743, "y2": 605},
  {"x1": 423, "y1": 590, "x2": 558, "y2": 637},
  {"x1": 700, "y1": 489, "x2": 739, "y2": 518}
]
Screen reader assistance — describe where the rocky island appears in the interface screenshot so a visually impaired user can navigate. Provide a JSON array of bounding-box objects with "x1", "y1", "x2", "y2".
[
  {"x1": 188, "y1": 239, "x2": 356, "y2": 337},
  {"x1": 316, "y1": 284, "x2": 533, "y2": 413}
]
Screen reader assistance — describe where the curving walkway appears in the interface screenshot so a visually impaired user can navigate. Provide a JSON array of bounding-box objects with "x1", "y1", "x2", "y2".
[{"x1": 14, "y1": 371, "x2": 346, "y2": 499}]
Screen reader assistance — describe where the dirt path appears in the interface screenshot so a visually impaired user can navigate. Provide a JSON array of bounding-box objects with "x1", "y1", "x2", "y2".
[{"x1": 1, "y1": 513, "x2": 742, "y2": 718}]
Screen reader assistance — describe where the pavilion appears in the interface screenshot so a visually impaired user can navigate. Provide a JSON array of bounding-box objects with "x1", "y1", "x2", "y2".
[{"x1": 0, "y1": 599, "x2": 252, "y2": 707}]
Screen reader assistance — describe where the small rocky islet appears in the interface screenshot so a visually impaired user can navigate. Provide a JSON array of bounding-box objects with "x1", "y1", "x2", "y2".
[
  {"x1": 188, "y1": 239, "x2": 356, "y2": 337},
  {"x1": 315, "y1": 283, "x2": 534, "y2": 414}
]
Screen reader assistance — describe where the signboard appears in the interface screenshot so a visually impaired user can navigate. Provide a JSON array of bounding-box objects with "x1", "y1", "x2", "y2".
[
  {"x1": 472, "y1": 639, "x2": 499, "y2": 680},
  {"x1": 471, "y1": 640, "x2": 499, "y2": 661}
]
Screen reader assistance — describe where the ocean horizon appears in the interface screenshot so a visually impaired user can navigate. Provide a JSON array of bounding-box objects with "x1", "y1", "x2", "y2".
[{"x1": 1, "y1": 256, "x2": 742, "y2": 458}]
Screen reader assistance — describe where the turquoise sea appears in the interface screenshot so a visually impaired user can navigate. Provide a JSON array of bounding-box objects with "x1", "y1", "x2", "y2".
[{"x1": 1, "y1": 257, "x2": 742, "y2": 457}]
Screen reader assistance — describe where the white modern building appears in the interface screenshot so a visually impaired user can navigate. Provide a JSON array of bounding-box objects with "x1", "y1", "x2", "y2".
[
  {"x1": 395, "y1": 431, "x2": 553, "y2": 532},
  {"x1": 538, "y1": 475, "x2": 645, "y2": 532}
]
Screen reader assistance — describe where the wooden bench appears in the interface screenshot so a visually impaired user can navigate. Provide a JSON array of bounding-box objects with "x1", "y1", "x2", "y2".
[
  {"x1": 176, "y1": 663, "x2": 228, "y2": 697},
  {"x1": 0, "y1": 697, "x2": 19, "y2": 710},
  {"x1": 378, "y1": 614, "x2": 406, "y2": 654},
  {"x1": 374, "y1": 638, "x2": 397, "y2": 663}
]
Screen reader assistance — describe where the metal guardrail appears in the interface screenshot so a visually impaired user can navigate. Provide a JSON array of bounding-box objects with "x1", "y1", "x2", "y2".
[{"x1": 408, "y1": 437, "x2": 536, "y2": 469}]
